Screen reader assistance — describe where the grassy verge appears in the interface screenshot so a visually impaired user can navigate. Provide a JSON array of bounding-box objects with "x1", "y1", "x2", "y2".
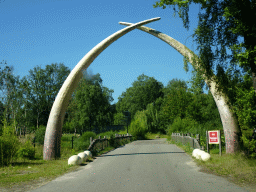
[
  {"x1": 0, "y1": 130, "x2": 134, "y2": 191},
  {"x1": 147, "y1": 132, "x2": 256, "y2": 192}
]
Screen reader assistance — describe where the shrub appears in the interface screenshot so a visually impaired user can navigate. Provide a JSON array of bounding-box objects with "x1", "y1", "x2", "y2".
[
  {"x1": 80, "y1": 131, "x2": 97, "y2": 142},
  {"x1": 240, "y1": 133, "x2": 256, "y2": 158},
  {"x1": 74, "y1": 139, "x2": 90, "y2": 151},
  {"x1": 73, "y1": 131, "x2": 96, "y2": 151},
  {"x1": 16, "y1": 140, "x2": 35, "y2": 162},
  {"x1": 128, "y1": 110, "x2": 147, "y2": 140},
  {"x1": 0, "y1": 125, "x2": 21, "y2": 167},
  {"x1": 166, "y1": 116, "x2": 183, "y2": 134},
  {"x1": 63, "y1": 121, "x2": 73, "y2": 134},
  {"x1": 167, "y1": 116, "x2": 200, "y2": 135},
  {"x1": 34, "y1": 125, "x2": 46, "y2": 145},
  {"x1": 109, "y1": 133, "x2": 117, "y2": 148}
]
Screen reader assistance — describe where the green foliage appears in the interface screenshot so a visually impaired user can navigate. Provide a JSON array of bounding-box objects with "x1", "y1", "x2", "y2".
[
  {"x1": 67, "y1": 72, "x2": 114, "y2": 133},
  {"x1": 70, "y1": 148, "x2": 77, "y2": 156},
  {"x1": 0, "y1": 124, "x2": 20, "y2": 167},
  {"x1": 74, "y1": 139, "x2": 90, "y2": 151},
  {"x1": 128, "y1": 110, "x2": 148, "y2": 140},
  {"x1": 162, "y1": 78, "x2": 188, "y2": 96},
  {"x1": 160, "y1": 84, "x2": 192, "y2": 125},
  {"x1": 72, "y1": 131, "x2": 97, "y2": 151},
  {"x1": 34, "y1": 125, "x2": 46, "y2": 145},
  {"x1": 62, "y1": 121, "x2": 74, "y2": 134},
  {"x1": 166, "y1": 116, "x2": 199, "y2": 135},
  {"x1": 61, "y1": 134, "x2": 72, "y2": 142},
  {"x1": 186, "y1": 66, "x2": 206, "y2": 95},
  {"x1": 153, "y1": 0, "x2": 256, "y2": 154},
  {"x1": 80, "y1": 131, "x2": 97, "y2": 142},
  {"x1": 113, "y1": 112, "x2": 126, "y2": 125},
  {"x1": 116, "y1": 73, "x2": 164, "y2": 121},
  {"x1": 240, "y1": 134, "x2": 256, "y2": 158},
  {"x1": 144, "y1": 102, "x2": 160, "y2": 134},
  {"x1": 231, "y1": 86, "x2": 256, "y2": 131},
  {"x1": 16, "y1": 140, "x2": 35, "y2": 161},
  {"x1": 108, "y1": 133, "x2": 117, "y2": 148}
]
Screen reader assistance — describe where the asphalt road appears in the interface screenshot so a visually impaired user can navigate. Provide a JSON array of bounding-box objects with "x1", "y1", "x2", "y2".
[{"x1": 29, "y1": 139, "x2": 250, "y2": 192}]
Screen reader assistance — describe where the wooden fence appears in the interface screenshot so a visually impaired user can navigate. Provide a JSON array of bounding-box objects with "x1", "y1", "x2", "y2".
[
  {"x1": 88, "y1": 133, "x2": 133, "y2": 152},
  {"x1": 171, "y1": 132, "x2": 204, "y2": 151}
]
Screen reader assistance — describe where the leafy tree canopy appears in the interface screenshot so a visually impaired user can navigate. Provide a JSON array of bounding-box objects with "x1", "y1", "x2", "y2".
[{"x1": 116, "y1": 73, "x2": 164, "y2": 121}]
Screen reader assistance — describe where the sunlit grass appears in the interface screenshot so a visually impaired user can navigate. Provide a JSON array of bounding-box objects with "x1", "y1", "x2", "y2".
[
  {"x1": 154, "y1": 133, "x2": 256, "y2": 191},
  {"x1": 0, "y1": 130, "x2": 132, "y2": 190}
]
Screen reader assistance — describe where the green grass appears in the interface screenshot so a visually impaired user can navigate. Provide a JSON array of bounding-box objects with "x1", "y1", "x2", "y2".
[
  {"x1": 0, "y1": 130, "x2": 255, "y2": 191},
  {"x1": 0, "y1": 130, "x2": 134, "y2": 191},
  {"x1": 155, "y1": 133, "x2": 256, "y2": 191}
]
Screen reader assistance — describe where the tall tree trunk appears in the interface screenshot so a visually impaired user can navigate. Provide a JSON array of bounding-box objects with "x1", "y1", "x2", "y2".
[
  {"x1": 119, "y1": 22, "x2": 241, "y2": 154},
  {"x1": 37, "y1": 112, "x2": 39, "y2": 129},
  {"x1": 43, "y1": 18, "x2": 161, "y2": 160}
]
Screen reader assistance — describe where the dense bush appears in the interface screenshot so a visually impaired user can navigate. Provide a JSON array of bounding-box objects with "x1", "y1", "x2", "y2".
[
  {"x1": 74, "y1": 139, "x2": 90, "y2": 151},
  {"x1": 34, "y1": 125, "x2": 46, "y2": 145},
  {"x1": 16, "y1": 139, "x2": 35, "y2": 161},
  {"x1": 109, "y1": 133, "x2": 117, "y2": 148},
  {"x1": 166, "y1": 116, "x2": 200, "y2": 135},
  {"x1": 240, "y1": 133, "x2": 256, "y2": 158},
  {"x1": 72, "y1": 131, "x2": 97, "y2": 151},
  {"x1": 80, "y1": 131, "x2": 97, "y2": 142},
  {"x1": 0, "y1": 125, "x2": 20, "y2": 167},
  {"x1": 62, "y1": 121, "x2": 74, "y2": 134},
  {"x1": 144, "y1": 103, "x2": 161, "y2": 134},
  {"x1": 128, "y1": 110, "x2": 147, "y2": 140}
]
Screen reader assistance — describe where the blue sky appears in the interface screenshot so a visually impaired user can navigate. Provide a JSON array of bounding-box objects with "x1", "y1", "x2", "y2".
[{"x1": 0, "y1": 0, "x2": 244, "y2": 105}]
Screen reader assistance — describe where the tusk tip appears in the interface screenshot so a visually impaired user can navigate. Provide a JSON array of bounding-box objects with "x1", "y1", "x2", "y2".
[{"x1": 119, "y1": 17, "x2": 160, "y2": 25}]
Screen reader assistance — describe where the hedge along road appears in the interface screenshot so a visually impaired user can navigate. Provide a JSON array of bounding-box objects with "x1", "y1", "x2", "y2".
[{"x1": 30, "y1": 138, "x2": 249, "y2": 192}]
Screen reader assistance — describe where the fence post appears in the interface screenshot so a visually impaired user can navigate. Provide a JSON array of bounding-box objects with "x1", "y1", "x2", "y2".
[
  {"x1": 72, "y1": 136, "x2": 74, "y2": 149},
  {"x1": 196, "y1": 134, "x2": 200, "y2": 147},
  {"x1": 206, "y1": 130, "x2": 209, "y2": 153},
  {"x1": 219, "y1": 130, "x2": 222, "y2": 157},
  {"x1": 98, "y1": 136, "x2": 101, "y2": 151},
  {"x1": 33, "y1": 137, "x2": 36, "y2": 148}
]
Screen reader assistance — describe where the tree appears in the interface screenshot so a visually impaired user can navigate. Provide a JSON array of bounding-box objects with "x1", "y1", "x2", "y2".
[
  {"x1": 67, "y1": 71, "x2": 114, "y2": 135},
  {"x1": 153, "y1": 0, "x2": 256, "y2": 154},
  {"x1": 17, "y1": 76, "x2": 35, "y2": 134},
  {"x1": 163, "y1": 78, "x2": 188, "y2": 96},
  {"x1": 116, "y1": 73, "x2": 164, "y2": 122},
  {"x1": 0, "y1": 63, "x2": 25, "y2": 135},
  {"x1": 152, "y1": 0, "x2": 256, "y2": 114},
  {"x1": 26, "y1": 63, "x2": 70, "y2": 129},
  {"x1": 153, "y1": 0, "x2": 256, "y2": 93},
  {"x1": 160, "y1": 79, "x2": 192, "y2": 125},
  {"x1": 119, "y1": 21, "x2": 242, "y2": 154},
  {"x1": 186, "y1": 65, "x2": 206, "y2": 95}
]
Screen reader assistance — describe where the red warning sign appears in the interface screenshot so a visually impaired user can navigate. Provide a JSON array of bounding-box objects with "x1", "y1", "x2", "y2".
[{"x1": 208, "y1": 130, "x2": 220, "y2": 144}]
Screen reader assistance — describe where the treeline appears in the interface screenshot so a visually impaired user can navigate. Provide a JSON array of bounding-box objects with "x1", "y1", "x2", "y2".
[
  {"x1": 0, "y1": 62, "x2": 71, "y2": 135},
  {"x1": 0, "y1": 61, "x2": 255, "y2": 157}
]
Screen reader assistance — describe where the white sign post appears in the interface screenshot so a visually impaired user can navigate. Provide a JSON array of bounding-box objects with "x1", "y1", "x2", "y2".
[{"x1": 206, "y1": 130, "x2": 222, "y2": 156}]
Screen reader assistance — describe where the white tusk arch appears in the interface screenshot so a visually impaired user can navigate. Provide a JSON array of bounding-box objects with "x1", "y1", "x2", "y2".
[{"x1": 43, "y1": 17, "x2": 161, "y2": 160}]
